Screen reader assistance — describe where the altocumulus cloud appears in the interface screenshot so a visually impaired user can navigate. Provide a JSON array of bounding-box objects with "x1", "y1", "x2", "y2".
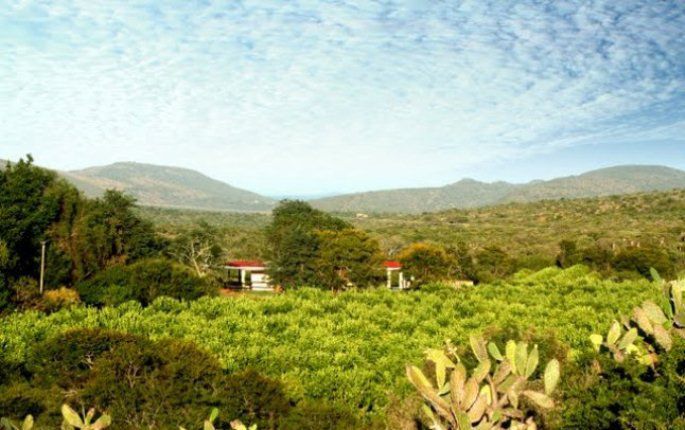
[{"x1": 1, "y1": 0, "x2": 684, "y2": 194}]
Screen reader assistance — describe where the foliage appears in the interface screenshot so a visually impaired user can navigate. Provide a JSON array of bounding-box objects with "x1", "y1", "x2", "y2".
[
  {"x1": 559, "y1": 341, "x2": 685, "y2": 429},
  {"x1": 560, "y1": 276, "x2": 685, "y2": 428},
  {"x1": 148, "y1": 189, "x2": 685, "y2": 284},
  {"x1": 28, "y1": 328, "x2": 140, "y2": 388},
  {"x1": 313, "y1": 229, "x2": 384, "y2": 290},
  {"x1": 0, "y1": 157, "x2": 163, "y2": 310},
  {"x1": 167, "y1": 221, "x2": 224, "y2": 278},
  {"x1": 9, "y1": 277, "x2": 41, "y2": 310},
  {"x1": 0, "y1": 156, "x2": 69, "y2": 307},
  {"x1": 397, "y1": 243, "x2": 452, "y2": 286},
  {"x1": 2, "y1": 328, "x2": 288, "y2": 430},
  {"x1": 1, "y1": 267, "x2": 659, "y2": 425},
  {"x1": 407, "y1": 336, "x2": 560, "y2": 429},
  {"x1": 51, "y1": 190, "x2": 162, "y2": 283},
  {"x1": 220, "y1": 369, "x2": 291, "y2": 429},
  {"x1": 278, "y1": 401, "x2": 361, "y2": 430},
  {"x1": 41, "y1": 287, "x2": 80, "y2": 312},
  {"x1": 265, "y1": 200, "x2": 377, "y2": 289},
  {"x1": 76, "y1": 258, "x2": 212, "y2": 306}
]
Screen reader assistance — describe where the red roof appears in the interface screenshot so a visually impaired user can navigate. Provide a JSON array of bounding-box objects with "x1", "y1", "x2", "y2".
[
  {"x1": 383, "y1": 260, "x2": 402, "y2": 269},
  {"x1": 226, "y1": 260, "x2": 265, "y2": 268}
]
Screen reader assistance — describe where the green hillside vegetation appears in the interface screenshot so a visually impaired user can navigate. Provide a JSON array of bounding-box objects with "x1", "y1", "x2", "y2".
[
  {"x1": 3, "y1": 157, "x2": 685, "y2": 428},
  {"x1": 61, "y1": 162, "x2": 275, "y2": 212},
  {"x1": 311, "y1": 165, "x2": 685, "y2": 213},
  {"x1": 142, "y1": 189, "x2": 685, "y2": 282},
  {"x1": 0, "y1": 267, "x2": 669, "y2": 428}
]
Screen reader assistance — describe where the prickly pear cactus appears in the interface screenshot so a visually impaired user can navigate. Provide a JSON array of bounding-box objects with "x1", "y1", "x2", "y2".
[
  {"x1": 60, "y1": 404, "x2": 111, "y2": 430},
  {"x1": 590, "y1": 276, "x2": 685, "y2": 366},
  {"x1": 407, "y1": 334, "x2": 560, "y2": 430},
  {"x1": 0, "y1": 415, "x2": 33, "y2": 430}
]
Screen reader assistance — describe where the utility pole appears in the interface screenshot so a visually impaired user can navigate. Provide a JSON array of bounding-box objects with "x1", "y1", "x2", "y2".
[{"x1": 39, "y1": 240, "x2": 46, "y2": 294}]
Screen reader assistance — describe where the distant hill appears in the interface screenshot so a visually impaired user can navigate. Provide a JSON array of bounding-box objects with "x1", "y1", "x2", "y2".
[
  {"x1": 60, "y1": 162, "x2": 275, "y2": 212},
  {"x1": 310, "y1": 165, "x2": 685, "y2": 213}
]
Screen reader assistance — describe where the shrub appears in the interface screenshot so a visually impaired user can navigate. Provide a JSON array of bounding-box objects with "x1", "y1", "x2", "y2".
[
  {"x1": 76, "y1": 258, "x2": 212, "y2": 306},
  {"x1": 472, "y1": 246, "x2": 515, "y2": 283},
  {"x1": 220, "y1": 369, "x2": 292, "y2": 430},
  {"x1": 81, "y1": 338, "x2": 230, "y2": 429},
  {"x1": 279, "y1": 400, "x2": 361, "y2": 430},
  {"x1": 41, "y1": 287, "x2": 80, "y2": 312},
  {"x1": 9, "y1": 329, "x2": 291, "y2": 429},
  {"x1": 28, "y1": 328, "x2": 140, "y2": 389},
  {"x1": 559, "y1": 340, "x2": 685, "y2": 429},
  {"x1": 9, "y1": 277, "x2": 41, "y2": 309}
]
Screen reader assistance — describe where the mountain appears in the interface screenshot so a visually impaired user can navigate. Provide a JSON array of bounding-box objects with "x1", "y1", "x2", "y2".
[
  {"x1": 60, "y1": 162, "x2": 275, "y2": 212},
  {"x1": 310, "y1": 165, "x2": 685, "y2": 213}
]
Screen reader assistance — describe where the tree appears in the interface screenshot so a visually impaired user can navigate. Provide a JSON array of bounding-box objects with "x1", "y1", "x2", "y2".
[
  {"x1": 50, "y1": 190, "x2": 161, "y2": 282},
  {"x1": 0, "y1": 156, "x2": 63, "y2": 281},
  {"x1": 265, "y1": 200, "x2": 349, "y2": 287},
  {"x1": 314, "y1": 229, "x2": 384, "y2": 290},
  {"x1": 168, "y1": 221, "x2": 223, "y2": 278},
  {"x1": 556, "y1": 239, "x2": 579, "y2": 268},
  {"x1": 473, "y1": 245, "x2": 514, "y2": 283},
  {"x1": 0, "y1": 240, "x2": 9, "y2": 309},
  {"x1": 397, "y1": 242, "x2": 452, "y2": 286}
]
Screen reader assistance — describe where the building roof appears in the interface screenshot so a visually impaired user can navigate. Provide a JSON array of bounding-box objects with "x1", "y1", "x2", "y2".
[
  {"x1": 383, "y1": 260, "x2": 402, "y2": 269},
  {"x1": 226, "y1": 259, "x2": 266, "y2": 268}
]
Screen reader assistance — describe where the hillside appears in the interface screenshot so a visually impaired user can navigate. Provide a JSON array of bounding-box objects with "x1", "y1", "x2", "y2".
[
  {"x1": 61, "y1": 162, "x2": 275, "y2": 212},
  {"x1": 310, "y1": 165, "x2": 685, "y2": 213}
]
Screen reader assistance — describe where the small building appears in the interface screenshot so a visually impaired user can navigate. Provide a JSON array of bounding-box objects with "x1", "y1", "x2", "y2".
[
  {"x1": 384, "y1": 260, "x2": 409, "y2": 289},
  {"x1": 224, "y1": 260, "x2": 272, "y2": 291},
  {"x1": 224, "y1": 259, "x2": 409, "y2": 291}
]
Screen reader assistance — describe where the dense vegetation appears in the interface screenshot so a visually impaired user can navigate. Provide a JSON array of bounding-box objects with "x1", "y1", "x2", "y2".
[
  {"x1": 1, "y1": 267, "x2": 670, "y2": 428},
  {"x1": 3, "y1": 157, "x2": 685, "y2": 428},
  {"x1": 141, "y1": 189, "x2": 685, "y2": 283},
  {"x1": 0, "y1": 157, "x2": 230, "y2": 314}
]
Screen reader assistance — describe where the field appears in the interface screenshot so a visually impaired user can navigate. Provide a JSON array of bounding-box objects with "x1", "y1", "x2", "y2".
[{"x1": 1, "y1": 266, "x2": 660, "y2": 425}]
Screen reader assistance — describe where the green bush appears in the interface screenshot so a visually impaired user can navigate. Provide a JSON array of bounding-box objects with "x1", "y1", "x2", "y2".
[
  {"x1": 559, "y1": 339, "x2": 685, "y2": 429},
  {"x1": 8, "y1": 328, "x2": 291, "y2": 429},
  {"x1": 0, "y1": 268, "x2": 665, "y2": 426},
  {"x1": 279, "y1": 400, "x2": 361, "y2": 430},
  {"x1": 76, "y1": 258, "x2": 212, "y2": 306},
  {"x1": 81, "y1": 337, "x2": 229, "y2": 429},
  {"x1": 28, "y1": 328, "x2": 139, "y2": 389},
  {"x1": 220, "y1": 369, "x2": 292, "y2": 430}
]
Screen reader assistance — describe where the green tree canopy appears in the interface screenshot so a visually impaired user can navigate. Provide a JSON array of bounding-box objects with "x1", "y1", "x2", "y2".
[
  {"x1": 265, "y1": 200, "x2": 350, "y2": 287},
  {"x1": 0, "y1": 155, "x2": 64, "y2": 280},
  {"x1": 314, "y1": 228, "x2": 384, "y2": 290},
  {"x1": 397, "y1": 242, "x2": 452, "y2": 286}
]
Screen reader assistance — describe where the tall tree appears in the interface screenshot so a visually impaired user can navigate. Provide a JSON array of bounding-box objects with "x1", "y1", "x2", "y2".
[
  {"x1": 0, "y1": 156, "x2": 64, "y2": 280},
  {"x1": 314, "y1": 228, "x2": 384, "y2": 290},
  {"x1": 265, "y1": 200, "x2": 350, "y2": 287}
]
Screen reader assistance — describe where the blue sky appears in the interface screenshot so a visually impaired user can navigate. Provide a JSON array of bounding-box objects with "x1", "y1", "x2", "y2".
[{"x1": 1, "y1": 1, "x2": 684, "y2": 195}]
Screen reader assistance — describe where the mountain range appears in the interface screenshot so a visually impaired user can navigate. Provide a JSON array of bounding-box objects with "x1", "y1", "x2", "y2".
[
  {"x1": 310, "y1": 165, "x2": 685, "y2": 213},
  {"x1": 3, "y1": 159, "x2": 685, "y2": 214}
]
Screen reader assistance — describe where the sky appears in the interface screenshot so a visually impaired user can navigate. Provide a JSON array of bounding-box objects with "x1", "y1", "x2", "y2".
[{"x1": 1, "y1": 1, "x2": 684, "y2": 196}]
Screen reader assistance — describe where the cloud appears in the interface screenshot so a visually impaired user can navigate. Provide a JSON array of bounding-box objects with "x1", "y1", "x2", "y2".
[{"x1": 1, "y1": 0, "x2": 684, "y2": 194}]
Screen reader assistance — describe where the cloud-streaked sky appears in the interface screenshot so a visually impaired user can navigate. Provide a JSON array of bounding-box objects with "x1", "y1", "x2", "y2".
[{"x1": 1, "y1": 1, "x2": 684, "y2": 195}]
